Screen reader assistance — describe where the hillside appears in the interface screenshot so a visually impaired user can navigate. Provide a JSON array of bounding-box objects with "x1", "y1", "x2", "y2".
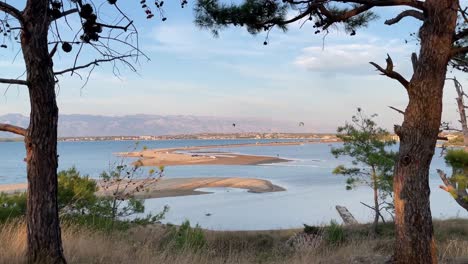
[{"x1": 0, "y1": 114, "x2": 322, "y2": 138}]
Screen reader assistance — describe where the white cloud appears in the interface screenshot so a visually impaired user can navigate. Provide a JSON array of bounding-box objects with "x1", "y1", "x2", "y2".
[
  {"x1": 294, "y1": 40, "x2": 411, "y2": 75},
  {"x1": 149, "y1": 24, "x2": 265, "y2": 58}
]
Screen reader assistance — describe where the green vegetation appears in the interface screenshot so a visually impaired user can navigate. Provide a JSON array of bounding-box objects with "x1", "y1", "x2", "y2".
[
  {"x1": 331, "y1": 109, "x2": 397, "y2": 233},
  {"x1": 445, "y1": 149, "x2": 468, "y2": 173},
  {"x1": 0, "y1": 167, "x2": 168, "y2": 231},
  {"x1": 58, "y1": 167, "x2": 98, "y2": 211},
  {"x1": 163, "y1": 220, "x2": 207, "y2": 251},
  {"x1": 0, "y1": 192, "x2": 26, "y2": 222},
  {"x1": 323, "y1": 220, "x2": 345, "y2": 246}
]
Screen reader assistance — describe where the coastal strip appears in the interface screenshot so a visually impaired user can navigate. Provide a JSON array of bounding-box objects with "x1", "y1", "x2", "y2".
[{"x1": 0, "y1": 177, "x2": 286, "y2": 199}]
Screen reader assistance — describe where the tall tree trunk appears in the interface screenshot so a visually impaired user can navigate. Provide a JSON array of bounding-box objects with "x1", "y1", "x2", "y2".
[
  {"x1": 371, "y1": 169, "x2": 379, "y2": 235},
  {"x1": 393, "y1": 1, "x2": 458, "y2": 263},
  {"x1": 22, "y1": 1, "x2": 66, "y2": 263}
]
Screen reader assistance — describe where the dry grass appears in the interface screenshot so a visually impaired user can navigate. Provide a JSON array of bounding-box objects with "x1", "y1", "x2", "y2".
[{"x1": 1, "y1": 219, "x2": 467, "y2": 264}]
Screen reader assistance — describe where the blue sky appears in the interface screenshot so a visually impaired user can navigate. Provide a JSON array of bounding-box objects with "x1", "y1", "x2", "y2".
[{"x1": 0, "y1": 1, "x2": 466, "y2": 132}]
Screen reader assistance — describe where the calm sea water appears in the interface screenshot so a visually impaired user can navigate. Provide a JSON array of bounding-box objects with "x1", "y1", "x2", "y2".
[{"x1": 0, "y1": 139, "x2": 466, "y2": 230}]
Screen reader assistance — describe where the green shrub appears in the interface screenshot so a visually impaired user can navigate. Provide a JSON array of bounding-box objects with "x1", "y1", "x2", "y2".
[
  {"x1": 0, "y1": 192, "x2": 27, "y2": 222},
  {"x1": 164, "y1": 220, "x2": 206, "y2": 251},
  {"x1": 303, "y1": 224, "x2": 321, "y2": 235},
  {"x1": 58, "y1": 167, "x2": 98, "y2": 211},
  {"x1": 445, "y1": 149, "x2": 468, "y2": 169},
  {"x1": 324, "y1": 220, "x2": 345, "y2": 245}
]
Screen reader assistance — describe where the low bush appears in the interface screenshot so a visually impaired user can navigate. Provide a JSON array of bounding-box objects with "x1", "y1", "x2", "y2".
[{"x1": 162, "y1": 220, "x2": 206, "y2": 251}]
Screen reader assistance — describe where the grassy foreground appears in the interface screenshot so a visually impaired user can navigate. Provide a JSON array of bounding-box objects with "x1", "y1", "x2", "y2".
[{"x1": 1, "y1": 219, "x2": 467, "y2": 264}]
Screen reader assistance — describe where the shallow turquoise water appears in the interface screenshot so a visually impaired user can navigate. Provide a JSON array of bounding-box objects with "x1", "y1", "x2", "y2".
[{"x1": 1, "y1": 140, "x2": 466, "y2": 230}]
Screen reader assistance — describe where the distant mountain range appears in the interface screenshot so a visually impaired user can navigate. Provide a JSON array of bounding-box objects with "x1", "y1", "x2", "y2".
[{"x1": 0, "y1": 113, "x2": 319, "y2": 137}]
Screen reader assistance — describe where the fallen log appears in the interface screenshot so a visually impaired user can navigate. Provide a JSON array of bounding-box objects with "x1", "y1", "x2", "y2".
[{"x1": 335, "y1": 205, "x2": 359, "y2": 225}]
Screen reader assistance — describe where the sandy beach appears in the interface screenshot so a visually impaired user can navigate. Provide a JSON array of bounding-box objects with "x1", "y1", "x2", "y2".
[
  {"x1": 0, "y1": 177, "x2": 285, "y2": 199},
  {"x1": 118, "y1": 141, "x2": 302, "y2": 167}
]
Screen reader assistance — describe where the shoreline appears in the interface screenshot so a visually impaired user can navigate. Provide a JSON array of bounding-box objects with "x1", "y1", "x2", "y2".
[
  {"x1": 0, "y1": 177, "x2": 286, "y2": 199},
  {"x1": 117, "y1": 141, "x2": 314, "y2": 167}
]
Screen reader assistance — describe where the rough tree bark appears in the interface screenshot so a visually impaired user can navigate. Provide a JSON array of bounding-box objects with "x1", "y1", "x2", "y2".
[
  {"x1": 393, "y1": 1, "x2": 458, "y2": 263},
  {"x1": 21, "y1": 1, "x2": 65, "y2": 263}
]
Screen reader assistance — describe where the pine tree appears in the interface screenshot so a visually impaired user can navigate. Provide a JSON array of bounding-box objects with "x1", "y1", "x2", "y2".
[{"x1": 332, "y1": 109, "x2": 396, "y2": 235}]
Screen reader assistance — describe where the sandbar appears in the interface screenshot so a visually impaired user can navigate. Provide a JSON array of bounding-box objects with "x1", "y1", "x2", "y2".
[
  {"x1": 0, "y1": 177, "x2": 285, "y2": 199},
  {"x1": 118, "y1": 141, "x2": 304, "y2": 167}
]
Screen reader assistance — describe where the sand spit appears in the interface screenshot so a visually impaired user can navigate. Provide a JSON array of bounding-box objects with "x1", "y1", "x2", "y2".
[
  {"x1": 117, "y1": 141, "x2": 304, "y2": 167},
  {"x1": 0, "y1": 177, "x2": 285, "y2": 199}
]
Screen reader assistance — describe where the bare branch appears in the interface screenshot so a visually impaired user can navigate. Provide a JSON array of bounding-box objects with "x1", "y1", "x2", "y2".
[
  {"x1": 437, "y1": 169, "x2": 468, "y2": 211},
  {"x1": 52, "y1": 8, "x2": 79, "y2": 21},
  {"x1": 440, "y1": 121, "x2": 462, "y2": 132},
  {"x1": 449, "y1": 77, "x2": 468, "y2": 135},
  {"x1": 458, "y1": 3, "x2": 468, "y2": 23},
  {"x1": 49, "y1": 43, "x2": 59, "y2": 58},
  {"x1": 454, "y1": 28, "x2": 468, "y2": 42},
  {"x1": 360, "y1": 202, "x2": 386, "y2": 222},
  {"x1": 97, "y1": 21, "x2": 133, "y2": 31},
  {"x1": 0, "y1": 123, "x2": 27, "y2": 136},
  {"x1": 54, "y1": 55, "x2": 134, "y2": 75},
  {"x1": 369, "y1": 54, "x2": 409, "y2": 89},
  {"x1": 0, "y1": 78, "x2": 28, "y2": 86},
  {"x1": 360, "y1": 201, "x2": 376, "y2": 210},
  {"x1": 384, "y1": 9, "x2": 424, "y2": 25},
  {"x1": 451, "y1": 46, "x2": 468, "y2": 57},
  {"x1": 411, "y1": 52, "x2": 418, "y2": 72},
  {"x1": 389, "y1": 105, "x2": 404, "y2": 115},
  {"x1": 438, "y1": 135, "x2": 448, "y2": 141},
  {"x1": 0, "y1": 2, "x2": 23, "y2": 23}
]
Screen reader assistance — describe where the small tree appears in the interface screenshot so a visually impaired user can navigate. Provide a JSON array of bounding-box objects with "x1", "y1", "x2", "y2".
[
  {"x1": 97, "y1": 151, "x2": 166, "y2": 224},
  {"x1": 331, "y1": 108, "x2": 396, "y2": 234}
]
